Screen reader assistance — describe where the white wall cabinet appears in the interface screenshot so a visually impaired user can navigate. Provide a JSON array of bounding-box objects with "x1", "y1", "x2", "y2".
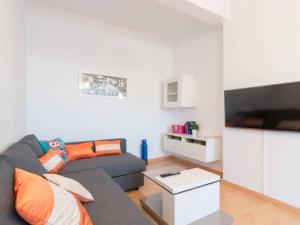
[
  {"x1": 163, "y1": 75, "x2": 196, "y2": 108},
  {"x1": 224, "y1": 128, "x2": 300, "y2": 208},
  {"x1": 162, "y1": 132, "x2": 221, "y2": 163}
]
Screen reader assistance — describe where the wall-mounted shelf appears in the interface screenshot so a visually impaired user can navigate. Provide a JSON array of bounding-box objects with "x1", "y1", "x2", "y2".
[{"x1": 162, "y1": 132, "x2": 221, "y2": 163}]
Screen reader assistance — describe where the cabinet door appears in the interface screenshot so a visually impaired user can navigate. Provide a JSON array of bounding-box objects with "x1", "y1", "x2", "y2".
[
  {"x1": 164, "y1": 79, "x2": 181, "y2": 108},
  {"x1": 166, "y1": 81, "x2": 179, "y2": 103}
]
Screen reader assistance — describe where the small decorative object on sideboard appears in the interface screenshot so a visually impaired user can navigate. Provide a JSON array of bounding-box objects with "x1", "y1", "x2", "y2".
[
  {"x1": 170, "y1": 124, "x2": 186, "y2": 134},
  {"x1": 169, "y1": 121, "x2": 200, "y2": 137},
  {"x1": 191, "y1": 123, "x2": 199, "y2": 137},
  {"x1": 185, "y1": 121, "x2": 197, "y2": 135}
]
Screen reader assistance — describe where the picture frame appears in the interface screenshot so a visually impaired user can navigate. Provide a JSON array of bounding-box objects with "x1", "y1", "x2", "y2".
[{"x1": 79, "y1": 71, "x2": 128, "y2": 99}]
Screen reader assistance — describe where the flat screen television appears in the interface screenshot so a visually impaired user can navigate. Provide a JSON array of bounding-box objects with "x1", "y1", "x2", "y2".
[{"x1": 225, "y1": 81, "x2": 300, "y2": 132}]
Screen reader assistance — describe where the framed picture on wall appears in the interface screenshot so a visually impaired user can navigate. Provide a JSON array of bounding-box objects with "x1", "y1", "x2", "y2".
[{"x1": 79, "y1": 71, "x2": 127, "y2": 99}]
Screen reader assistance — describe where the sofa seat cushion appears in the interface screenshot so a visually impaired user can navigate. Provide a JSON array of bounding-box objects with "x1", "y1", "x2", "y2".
[
  {"x1": 59, "y1": 153, "x2": 146, "y2": 178},
  {"x1": 64, "y1": 169, "x2": 153, "y2": 225}
]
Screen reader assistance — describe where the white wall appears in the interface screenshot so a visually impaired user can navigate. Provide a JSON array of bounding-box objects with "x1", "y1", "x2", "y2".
[
  {"x1": 172, "y1": 30, "x2": 223, "y2": 137},
  {"x1": 223, "y1": 0, "x2": 300, "y2": 207},
  {"x1": 186, "y1": 0, "x2": 231, "y2": 18},
  {"x1": 25, "y1": 1, "x2": 174, "y2": 158},
  {"x1": 0, "y1": 0, "x2": 26, "y2": 151},
  {"x1": 156, "y1": 0, "x2": 230, "y2": 25}
]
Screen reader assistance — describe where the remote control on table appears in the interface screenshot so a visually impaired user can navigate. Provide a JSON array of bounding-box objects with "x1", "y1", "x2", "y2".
[{"x1": 160, "y1": 172, "x2": 181, "y2": 178}]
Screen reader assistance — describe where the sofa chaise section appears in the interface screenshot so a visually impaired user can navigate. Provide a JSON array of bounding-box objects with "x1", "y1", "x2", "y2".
[
  {"x1": 64, "y1": 168, "x2": 153, "y2": 225},
  {"x1": 62, "y1": 138, "x2": 146, "y2": 191},
  {"x1": 59, "y1": 152, "x2": 146, "y2": 190}
]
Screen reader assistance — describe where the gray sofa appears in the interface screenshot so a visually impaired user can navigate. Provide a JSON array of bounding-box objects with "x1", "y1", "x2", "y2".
[{"x1": 0, "y1": 135, "x2": 153, "y2": 225}]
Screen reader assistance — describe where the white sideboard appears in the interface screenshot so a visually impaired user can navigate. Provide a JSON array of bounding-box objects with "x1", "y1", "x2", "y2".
[{"x1": 162, "y1": 132, "x2": 221, "y2": 163}]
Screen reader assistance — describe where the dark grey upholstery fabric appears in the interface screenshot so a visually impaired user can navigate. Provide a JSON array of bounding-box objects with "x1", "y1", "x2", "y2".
[
  {"x1": 59, "y1": 153, "x2": 146, "y2": 177},
  {"x1": 0, "y1": 137, "x2": 149, "y2": 225},
  {"x1": 113, "y1": 172, "x2": 144, "y2": 191},
  {"x1": 20, "y1": 134, "x2": 44, "y2": 157},
  {"x1": 0, "y1": 157, "x2": 27, "y2": 225},
  {"x1": 3, "y1": 142, "x2": 47, "y2": 175},
  {"x1": 66, "y1": 138, "x2": 127, "y2": 153},
  {"x1": 64, "y1": 169, "x2": 154, "y2": 225}
]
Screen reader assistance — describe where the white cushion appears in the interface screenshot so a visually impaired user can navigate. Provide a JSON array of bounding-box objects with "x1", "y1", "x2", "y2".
[{"x1": 44, "y1": 174, "x2": 94, "y2": 202}]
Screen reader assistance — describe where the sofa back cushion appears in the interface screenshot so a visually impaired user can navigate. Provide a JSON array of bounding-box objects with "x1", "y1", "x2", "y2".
[
  {"x1": 20, "y1": 134, "x2": 45, "y2": 157},
  {"x1": 0, "y1": 156, "x2": 27, "y2": 225},
  {"x1": 4, "y1": 142, "x2": 47, "y2": 175}
]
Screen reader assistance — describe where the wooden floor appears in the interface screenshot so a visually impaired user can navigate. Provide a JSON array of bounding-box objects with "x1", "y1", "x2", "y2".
[{"x1": 127, "y1": 157, "x2": 300, "y2": 225}]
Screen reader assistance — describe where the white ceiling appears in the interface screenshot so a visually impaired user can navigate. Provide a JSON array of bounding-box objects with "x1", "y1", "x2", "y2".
[{"x1": 36, "y1": 0, "x2": 217, "y2": 40}]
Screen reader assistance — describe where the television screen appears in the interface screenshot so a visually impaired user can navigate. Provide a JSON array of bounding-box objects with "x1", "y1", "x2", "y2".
[{"x1": 225, "y1": 81, "x2": 300, "y2": 132}]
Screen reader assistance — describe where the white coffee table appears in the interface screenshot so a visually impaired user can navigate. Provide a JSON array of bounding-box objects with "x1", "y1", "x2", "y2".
[{"x1": 141, "y1": 166, "x2": 233, "y2": 225}]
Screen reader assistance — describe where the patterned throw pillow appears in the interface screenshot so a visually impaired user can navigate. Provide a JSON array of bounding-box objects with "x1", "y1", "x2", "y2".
[{"x1": 39, "y1": 138, "x2": 68, "y2": 161}]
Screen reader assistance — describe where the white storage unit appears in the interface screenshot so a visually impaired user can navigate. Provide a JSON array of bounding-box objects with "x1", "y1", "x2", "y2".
[
  {"x1": 162, "y1": 132, "x2": 221, "y2": 163},
  {"x1": 163, "y1": 75, "x2": 196, "y2": 108},
  {"x1": 158, "y1": 168, "x2": 220, "y2": 225}
]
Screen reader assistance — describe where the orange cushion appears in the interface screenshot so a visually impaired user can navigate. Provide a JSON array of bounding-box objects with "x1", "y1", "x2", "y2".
[
  {"x1": 14, "y1": 168, "x2": 93, "y2": 225},
  {"x1": 39, "y1": 150, "x2": 65, "y2": 174},
  {"x1": 94, "y1": 140, "x2": 122, "y2": 156},
  {"x1": 65, "y1": 142, "x2": 95, "y2": 161}
]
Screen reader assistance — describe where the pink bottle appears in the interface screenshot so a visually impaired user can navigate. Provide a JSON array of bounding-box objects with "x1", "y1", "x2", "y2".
[
  {"x1": 179, "y1": 125, "x2": 186, "y2": 134},
  {"x1": 174, "y1": 125, "x2": 179, "y2": 133},
  {"x1": 171, "y1": 125, "x2": 175, "y2": 133}
]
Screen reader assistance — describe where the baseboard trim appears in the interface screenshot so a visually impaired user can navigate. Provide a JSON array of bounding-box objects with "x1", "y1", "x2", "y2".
[
  {"x1": 222, "y1": 180, "x2": 300, "y2": 215},
  {"x1": 148, "y1": 156, "x2": 174, "y2": 163},
  {"x1": 172, "y1": 156, "x2": 223, "y2": 178}
]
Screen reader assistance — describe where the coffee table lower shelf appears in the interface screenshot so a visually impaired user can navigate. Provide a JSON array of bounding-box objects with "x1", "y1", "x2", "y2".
[{"x1": 140, "y1": 192, "x2": 233, "y2": 225}]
